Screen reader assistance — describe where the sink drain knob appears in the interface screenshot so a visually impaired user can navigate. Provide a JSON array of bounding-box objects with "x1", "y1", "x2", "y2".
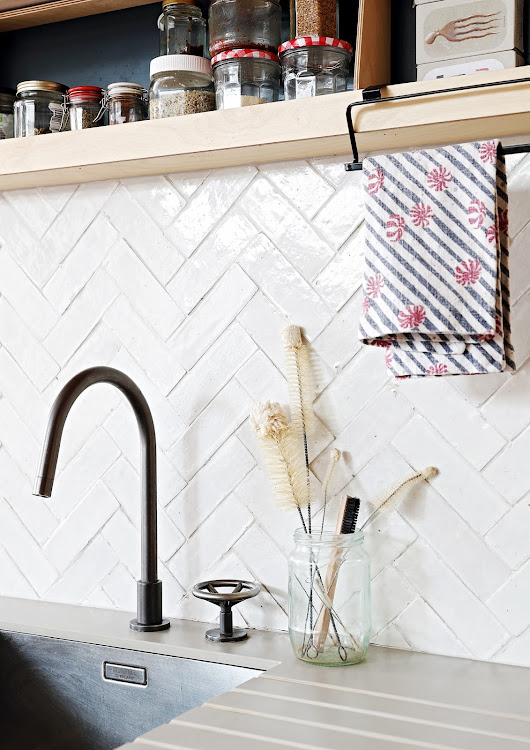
[{"x1": 192, "y1": 579, "x2": 261, "y2": 642}]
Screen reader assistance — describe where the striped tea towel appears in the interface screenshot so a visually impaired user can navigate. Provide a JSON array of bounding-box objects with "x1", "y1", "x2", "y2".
[{"x1": 358, "y1": 140, "x2": 514, "y2": 377}]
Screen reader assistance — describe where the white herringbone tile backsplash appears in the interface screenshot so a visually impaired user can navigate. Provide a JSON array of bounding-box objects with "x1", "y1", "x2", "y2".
[{"x1": 1, "y1": 153, "x2": 530, "y2": 666}]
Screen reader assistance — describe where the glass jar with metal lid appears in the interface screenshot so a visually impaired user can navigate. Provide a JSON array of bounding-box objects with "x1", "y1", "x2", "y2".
[
  {"x1": 0, "y1": 87, "x2": 15, "y2": 140},
  {"x1": 212, "y1": 49, "x2": 280, "y2": 109},
  {"x1": 67, "y1": 86, "x2": 105, "y2": 130},
  {"x1": 14, "y1": 80, "x2": 67, "y2": 137},
  {"x1": 208, "y1": 0, "x2": 281, "y2": 58},
  {"x1": 107, "y1": 82, "x2": 147, "y2": 125},
  {"x1": 149, "y1": 54, "x2": 215, "y2": 118},
  {"x1": 158, "y1": 0, "x2": 207, "y2": 56},
  {"x1": 279, "y1": 36, "x2": 352, "y2": 100}
]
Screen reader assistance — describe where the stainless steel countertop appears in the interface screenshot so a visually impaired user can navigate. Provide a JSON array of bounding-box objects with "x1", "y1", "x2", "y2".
[{"x1": 1, "y1": 597, "x2": 529, "y2": 749}]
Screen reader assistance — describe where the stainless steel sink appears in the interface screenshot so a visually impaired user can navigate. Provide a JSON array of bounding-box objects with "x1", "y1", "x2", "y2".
[{"x1": 0, "y1": 629, "x2": 258, "y2": 750}]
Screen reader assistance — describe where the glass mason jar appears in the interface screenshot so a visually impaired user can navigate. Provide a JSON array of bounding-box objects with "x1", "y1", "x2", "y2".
[
  {"x1": 14, "y1": 80, "x2": 67, "y2": 137},
  {"x1": 280, "y1": 37, "x2": 352, "y2": 99},
  {"x1": 158, "y1": 0, "x2": 207, "y2": 56},
  {"x1": 107, "y1": 82, "x2": 147, "y2": 125},
  {"x1": 67, "y1": 86, "x2": 105, "y2": 130},
  {"x1": 212, "y1": 50, "x2": 280, "y2": 109},
  {"x1": 209, "y1": 0, "x2": 282, "y2": 58},
  {"x1": 149, "y1": 55, "x2": 215, "y2": 118},
  {"x1": 289, "y1": 0, "x2": 338, "y2": 38},
  {"x1": 0, "y1": 87, "x2": 15, "y2": 140},
  {"x1": 288, "y1": 530, "x2": 371, "y2": 666}
]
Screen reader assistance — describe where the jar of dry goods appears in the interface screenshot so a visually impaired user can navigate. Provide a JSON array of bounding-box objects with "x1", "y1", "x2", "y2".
[
  {"x1": 67, "y1": 86, "x2": 105, "y2": 130},
  {"x1": 14, "y1": 80, "x2": 67, "y2": 137},
  {"x1": 107, "y1": 82, "x2": 147, "y2": 125},
  {"x1": 290, "y1": 0, "x2": 338, "y2": 38},
  {"x1": 158, "y1": 0, "x2": 207, "y2": 56},
  {"x1": 208, "y1": 0, "x2": 281, "y2": 58},
  {"x1": 212, "y1": 49, "x2": 280, "y2": 109},
  {"x1": 0, "y1": 87, "x2": 15, "y2": 140},
  {"x1": 149, "y1": 54, "x2": 215, "y2": 118},
  {"x1": 280, "y1": 37, "x2": 352, "y2": 100}
]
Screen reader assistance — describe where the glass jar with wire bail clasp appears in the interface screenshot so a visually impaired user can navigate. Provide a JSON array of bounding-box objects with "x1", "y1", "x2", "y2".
[
  {"x1": 279, "y1": 36, "x2": 353, "y2": 99},
  {"x1": 107, "y1": 82, "x2": 147, "y2": 125},
  {"x1": 212, "y1": 49, "x2": 281, "y2": 109},
  {"x1": 66, "y1": 86, "x2": 105, "y2": 129},
  {"x1": 288, "y1": 529, "x2": 371, "y2": 665},
  {"x1": 14, "y1": 80, "x2": 68, "y2": 137}
]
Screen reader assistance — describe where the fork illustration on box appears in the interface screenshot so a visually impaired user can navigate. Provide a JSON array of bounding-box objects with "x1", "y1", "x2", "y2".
[{"x1": 426, "y1": 12, "x2": 501, "y2": 44}]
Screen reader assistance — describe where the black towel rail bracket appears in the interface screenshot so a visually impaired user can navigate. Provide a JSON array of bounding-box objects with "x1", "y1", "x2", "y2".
[{"x1": 345, "y1": 77, "x2": 530, "y2": 172}]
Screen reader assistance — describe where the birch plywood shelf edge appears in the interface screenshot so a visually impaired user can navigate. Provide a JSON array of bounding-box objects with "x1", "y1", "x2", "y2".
[
  {"x1": 1, "y1": 66, "x2": 530, "y2": 191},
  {"x1": 0, "y1": 0, "x2": 159, "y2": 32}
]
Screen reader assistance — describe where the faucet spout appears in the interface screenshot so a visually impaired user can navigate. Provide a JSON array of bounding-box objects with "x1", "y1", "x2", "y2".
[{"x1": 34, "y1": 366, "x2": 170, "y2": 632}]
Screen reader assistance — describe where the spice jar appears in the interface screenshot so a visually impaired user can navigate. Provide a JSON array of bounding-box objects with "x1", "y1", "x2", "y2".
[
  {"x1": 212, "y1": 49, "x2": 280, "y2": 109},
  {"x1": 290, "y1": 0, "x2": 337, "y2": 38},
  {"x1": 279, "y1": 37, "x2": 353, "y2": 100},
  {"x1": 14, "y1": 80, "x2": 67, "y2": 137},
  {"x1": 67, "y1": 86, "x2": 105, "y2": 130},
  {"x1": 107, "y1": 82, "x2": 147, "y2": 125},
  {"x1": 149, "y1": 55, "x2": 215, "y2": 118},
  {"x1": 158, "y1": 0, "x2": 207, "y2": 56},
  {"x1": 0, "y1": 87, "x2": 15, "y2": 140},
  {"x1": 208, "y1": 0, "x2": 281, "y2": 58},
  {"x1": 288, "y1": 529, "x2": 371, "y2": 665}
]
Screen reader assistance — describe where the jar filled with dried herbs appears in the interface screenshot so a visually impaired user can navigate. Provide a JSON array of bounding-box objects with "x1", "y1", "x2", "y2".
[
  {"x1": 67, "y1": 86, "x2": 105, "y2": 130},
  {"x1": 149, "y1": 55, "x2": 215, "y2": 118},
  {"x1": 212, "y1": 49, "x2": 280, "y2": 109},
  {"x1": 209, "y1": 0, "x2": 281, "y2": 58},
  {"x1": 0, "y1": 87, "x2": 15, "y2": 139},
  {"x1": 107, "y1": 82, "x2": 147, "y2": 125},
  {"x1": 290, "y1": 0, "x2": 338, "y2": 38},
  {"x1": 280, "y1": 36, "x2": 352, "y2": 99},
  {"x1": 158, "y1": 0, "x2": 207, "y2": 56},
  {"x1": 14, "y1": 80, "x2": 68, "y2": 137}
]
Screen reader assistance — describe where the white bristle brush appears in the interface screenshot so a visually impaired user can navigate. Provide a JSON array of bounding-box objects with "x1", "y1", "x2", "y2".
[{"x1": 361, "y1": 466, "x2": 438, "y2": 531}]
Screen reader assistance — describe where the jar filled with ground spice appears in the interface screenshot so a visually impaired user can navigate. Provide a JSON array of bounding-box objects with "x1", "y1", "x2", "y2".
[
  {"x1": 14, "y1": 80, "x2": 67, "y2": 137},
  {"x1": 0, "y1": 87, "x2": 15, "y2": 139},
  {"x1": 107, "y1": 82, "x2": 147, "y2": 125},
  {"x1": 67, "y1": 86, "x2": 105, "y2": 129},
  {"x1": 280, "y1": 37, "x2": 352, "y2": 99},
  {"x1": 290, "y1": 0, "x2": 337, "y2": 38},
  {"x1": 208, "y1": 0, "x2": 281, "y2": 58},
  {"x1": 158, "y1": 0, "x2": 207, "y2": 56},
  {"x1": 212, "y1": 49, "x2": 280, "y2": 109},
  {"x1": 149, "y1": 55, "x2": 215, "y2": 118}
]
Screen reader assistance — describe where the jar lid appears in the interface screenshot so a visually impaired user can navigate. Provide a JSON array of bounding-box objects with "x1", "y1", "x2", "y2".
[
  {"x1": 211, "y1": 49, "x2": 280, "y2": 66},
  {"x1": 108, "y1": 81, "x2": 145, "y2": 96},
  {"x1": 162, "y1": 0, "x2": 198, "y2": 6},
  {"x1": 68, "y1": 86, "x2": 104, "y2": 101},
  {"x1": 150, "y1": 54, "x2": 212, "y2": 79},
  {"x1": 278, "y1": 37, "x2": 354, "y2": 55},
  {"x1": 0, "y1": 86, "x2": 15, "y2": 99},
  {"x1": 16, "y1": 80, "x2": 68, "y2": 95}
]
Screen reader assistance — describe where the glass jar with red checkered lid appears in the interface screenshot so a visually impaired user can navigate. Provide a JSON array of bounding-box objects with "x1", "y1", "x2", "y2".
[
  {"x1": 208, "y1": 0, "x2": 281, "y2": 58},
  {"x1": 212, "y1": 49, "x2": 281, "y2": 109},
  {"x1": 279, "y1": 36, "x2": 353, "y2": 100}
]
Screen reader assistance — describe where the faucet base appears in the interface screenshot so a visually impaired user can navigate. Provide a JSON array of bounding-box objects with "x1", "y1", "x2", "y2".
[{"x1": 130, "y1": 619, "x2": 170, "y2": 632}]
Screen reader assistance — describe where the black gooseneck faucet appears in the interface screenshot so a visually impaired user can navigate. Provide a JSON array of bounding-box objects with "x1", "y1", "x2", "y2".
[{"x1": 33, "y1": 366, "x2": 170, "y2": 632}]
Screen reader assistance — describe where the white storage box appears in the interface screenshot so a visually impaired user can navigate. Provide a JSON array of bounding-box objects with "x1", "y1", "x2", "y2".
[
  {"x1": 416, "y1": 0, "x2": 523, "y2": 65},
  {"x1": 417, "y1": 49, "x2": 524, "y2": 79}
]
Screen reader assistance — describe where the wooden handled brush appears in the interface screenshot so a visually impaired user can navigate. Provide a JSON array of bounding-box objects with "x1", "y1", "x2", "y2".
[{"x1": 314, "y1": 495, "x2": 360, "y2": 652}]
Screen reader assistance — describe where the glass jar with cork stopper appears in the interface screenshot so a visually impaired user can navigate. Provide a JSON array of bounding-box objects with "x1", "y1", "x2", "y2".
[{"x1": 158, "y1": 0, "x2": 207, "y2": 56}]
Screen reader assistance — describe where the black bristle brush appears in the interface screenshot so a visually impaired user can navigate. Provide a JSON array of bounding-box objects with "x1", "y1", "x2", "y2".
[{"x1": 314, "y1": 495, "x2": 361, "y2": 651}]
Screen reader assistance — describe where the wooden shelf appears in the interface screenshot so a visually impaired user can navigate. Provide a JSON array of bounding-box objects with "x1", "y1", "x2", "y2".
[
  {"x1": 1, "y1": 67, "x2": 530, "y2": 191},
  {"x1": 0, "y1": 0, "x2": 158, "y2": 32}
]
